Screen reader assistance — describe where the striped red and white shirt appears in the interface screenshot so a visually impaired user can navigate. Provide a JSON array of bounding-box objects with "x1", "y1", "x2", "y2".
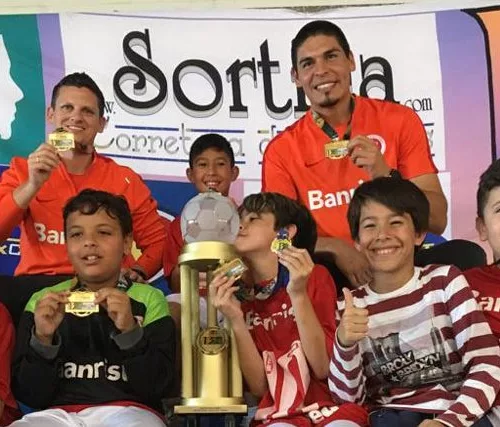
[{"x1": 328, "y1": 265, "x2": 500, "y2": 427}]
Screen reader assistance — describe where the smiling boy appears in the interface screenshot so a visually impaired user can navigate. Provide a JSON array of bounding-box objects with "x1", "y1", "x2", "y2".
[{"x1": 329, "y1": 178, "x2": 500, "y2": 427}]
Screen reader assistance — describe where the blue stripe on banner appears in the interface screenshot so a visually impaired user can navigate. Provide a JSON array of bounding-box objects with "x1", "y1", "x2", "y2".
[
  {"x1": 103, "y1": 153, "x2": 246, "y2": 165},
  {"x1": 115, "y1": 125, "x2": 180, "y2": 131},
  {"x1": 185, "y1": 128, "x2": 245, "y2": 134}
]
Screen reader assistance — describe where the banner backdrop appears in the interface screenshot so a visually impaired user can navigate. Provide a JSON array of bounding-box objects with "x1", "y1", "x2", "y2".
[{"x1": 0, "y1": 2, "x2": 499, "y2": 274}]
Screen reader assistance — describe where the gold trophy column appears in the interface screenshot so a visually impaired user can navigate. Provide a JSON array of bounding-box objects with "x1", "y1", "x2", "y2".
[{"x1": 174, "y1": 241, "x2": 247, "y2": 415}]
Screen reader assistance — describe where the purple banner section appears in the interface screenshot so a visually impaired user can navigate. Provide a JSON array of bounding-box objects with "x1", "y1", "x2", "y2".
[
  {"x1": 37, "y1": 14, "x2": 65, "y2": 129},
  {"x1": 436, "y1": 10, "x2": 492, "y2": 243}
]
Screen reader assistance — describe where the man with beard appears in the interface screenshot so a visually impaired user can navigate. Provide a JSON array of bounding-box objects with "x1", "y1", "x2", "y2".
[{"x1": 262, "y1": 20, "x2": 447, "y2": 288}]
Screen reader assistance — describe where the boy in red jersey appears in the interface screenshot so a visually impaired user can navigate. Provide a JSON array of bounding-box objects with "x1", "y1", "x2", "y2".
[
  {"x1": 210, "y1": 192, "x2": 367, "y2": 426},
  {"x1": 464, "y1": 159, "x2": 500, "y2": 424},
  {"x1": 164, "y1": 133, "x2": 239, "y2": 329}
]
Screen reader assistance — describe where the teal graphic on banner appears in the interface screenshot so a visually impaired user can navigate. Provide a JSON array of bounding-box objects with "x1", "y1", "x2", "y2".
[{"x1": 0, "y1": 15, "x2": 45, "y2": 164}]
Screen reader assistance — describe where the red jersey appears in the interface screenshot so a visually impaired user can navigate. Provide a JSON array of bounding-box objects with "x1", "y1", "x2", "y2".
[
  {"x1": 262, "y1": 96, "x2": 437, "y2": 242},
  {"x1": 0, "y1": 303, "x2": 19, "y2": 426},
  {"x1": 0, "y1": 154, "x2": 166, "y2": 278},
  {"x1": 242, "y1": 265, "x2": 367, "y2": 426},
  {"x1": 464, "y1": 265, "x2": 500, "y2": 338},
  {"x1": 163, "y1": 216, "x2": 182, "y2": 281}
]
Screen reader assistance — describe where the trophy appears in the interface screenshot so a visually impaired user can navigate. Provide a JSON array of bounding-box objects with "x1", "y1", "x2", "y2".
[{"x1": 174, "y1": 191, "x2": 247, "y2": 415}]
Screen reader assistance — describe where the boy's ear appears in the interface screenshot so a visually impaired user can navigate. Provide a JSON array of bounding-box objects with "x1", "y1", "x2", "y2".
[
  {"x1": 286, "y1": 224, "x2": 298, "y2": 241},
  {"x1": 476, "y1": 216, "x2": 488, "y2": 241},
  {"x1": 186, "y1": 167, "x2": 194, "y2": 183},
  {"x1": 415, "y1": 231, "x2": 427, "y2": 247},
  {"x1": 231, "y1": 165, "x2": 240, "y2": 182},
  {"x1": 123, "y1": 234, "x2": 133, "y2": 256}
]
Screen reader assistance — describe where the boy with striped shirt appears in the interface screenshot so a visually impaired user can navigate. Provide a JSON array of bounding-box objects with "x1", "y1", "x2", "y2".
[{"x1": 329, "y1": 178, "x2": 500, "y2": 427}]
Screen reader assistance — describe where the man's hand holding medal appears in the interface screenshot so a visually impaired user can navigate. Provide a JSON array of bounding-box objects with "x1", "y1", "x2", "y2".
[
  {"x1": 24, "y1": 129, "x2": 75, "y2": 199},
  {"x1": 347, "y1": 135, "x2": 391, "y2": 179},
  {"x1": 324, "y1": 135, "x2": 391, "y2": 179}
]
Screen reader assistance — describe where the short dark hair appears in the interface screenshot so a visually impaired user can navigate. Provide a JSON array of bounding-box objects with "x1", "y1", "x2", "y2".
[
  {"x1": 51, "y1": 72, "x2": 105, "y2": 117},
  {"x1": 63, "y1": 189, "x2": 132, "y2": 236},
  {"x1": 239, "y1": 192, "x2": 317, "y2": 256},
  {"x1": 477, "y1": 159, "x2": 500, "y2": 218},
  {"x1": 189, "y1": 133, "x2": 235, "y2": 168},
  {"x1": 291, "y1": 20, "x2": 351, "y2": 71},
  {"x1": 347, "y1": 178, "x2": 429, "y2": 241}
]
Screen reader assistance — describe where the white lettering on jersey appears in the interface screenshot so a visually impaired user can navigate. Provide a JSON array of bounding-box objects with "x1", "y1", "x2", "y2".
[
  {"x1": 307, "y1": 405, "x2": 340, "y2": 424},
  {"x1": 307, "y1": 180, "x2": 364, "y2": 211},
  {"x1": 477, "y1": 295, "x2": 500, "y2": 313},
  {"x1": 35, "y1": 222, "x2": 65, "y2": 245},
  {"x1": 245, "y1": 303, "x2": 295, "y2": 331},
  {"x1": 58, "y1": 360, "x2": 128, "y2": 382}
]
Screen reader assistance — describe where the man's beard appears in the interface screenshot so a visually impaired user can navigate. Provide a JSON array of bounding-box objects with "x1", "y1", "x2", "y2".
[
  {"x1": 74, "y1": 142, "x2": 94, "y2": 154},
  {"x1": 318, "y1": 93, "x2": 339, "y2": 108}
]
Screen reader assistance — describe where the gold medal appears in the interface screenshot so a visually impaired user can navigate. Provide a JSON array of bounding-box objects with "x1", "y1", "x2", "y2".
[
  {"x1": 271, "y1": 228, "x2": 292, "y2": 254},
  {"x1": 214, "y1": 258, "x2": 247, "y2": 281},
  {"x1": 48, "y1": 127, "x2": 75, "y2": 152},
  {"x1": 324, "y1": 139, "x2": 349, "y2": 160},
  {"x1": 65, "y1": 290, "x2": 98, "y2": 317}
]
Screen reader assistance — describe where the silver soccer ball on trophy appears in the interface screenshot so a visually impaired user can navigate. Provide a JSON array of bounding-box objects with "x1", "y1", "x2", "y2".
[{"x1": 180, "y1": 190, "x2": 240, "y2": 244}]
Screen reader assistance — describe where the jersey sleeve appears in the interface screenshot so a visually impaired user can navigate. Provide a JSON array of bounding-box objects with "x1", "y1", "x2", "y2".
[
  {"x1": 12, "y1": 306, "x2": 61, "y2": 409},
  {"x1": 397, "y1": 107, "x2": 438, "y2": 179},
  {"x1": 0, "y1": 304, "x2": 15, "y2": 405},
  {"x1": 307, "y1": 265, "x2": 337, "y2": 358},
  {"x1": 125, "y1": 173, "x2": 167, "y2": 278},
  {"x1": 261, "y1": 137, "x2": 299, "y2": 200},
  {"x1": 0, "y1": 158, "x2": 28, "y2": 243},
  {"x1": 120, "y1": 287, "x2": 176, "y2": 405},
  {"x1": 162, "y1": 217, "x2": 183, "y2": 280}
]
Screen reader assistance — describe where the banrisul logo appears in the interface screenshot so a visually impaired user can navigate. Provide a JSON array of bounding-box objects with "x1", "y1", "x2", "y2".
[{"x1": 0, "y1": 15, "x2": 45, "y2": 164}]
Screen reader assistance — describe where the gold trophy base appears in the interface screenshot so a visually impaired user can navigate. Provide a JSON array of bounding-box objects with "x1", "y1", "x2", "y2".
[{"x1": 174, "y1": 397, "x2": 247, "y2": 414}]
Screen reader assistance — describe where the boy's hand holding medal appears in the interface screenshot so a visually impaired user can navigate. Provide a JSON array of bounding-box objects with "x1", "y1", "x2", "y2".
[
  {"x1": 34, "y1": 291, "x2": 70, "y2": 345},
  {"x1": 94, "y1": 287, "x2": 136, "y2": 333},
  {"x1": 273, "y1": 228, "x2": 313, "y2": 296},
  {"x1": 65, "y1": 289, "x2": 99, "y2": 317},
  {"x1": 210, "y1": 264, "x2": 245, "y2": 322}
]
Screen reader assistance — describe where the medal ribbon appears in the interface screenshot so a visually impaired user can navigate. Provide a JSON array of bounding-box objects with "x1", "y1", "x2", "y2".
[
  {"x1": 237, "y1": 263, "x2": 290, "y2": 302},
  {"x1": 313, "y1": 96, "x2": 355, "y2": 141}
]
